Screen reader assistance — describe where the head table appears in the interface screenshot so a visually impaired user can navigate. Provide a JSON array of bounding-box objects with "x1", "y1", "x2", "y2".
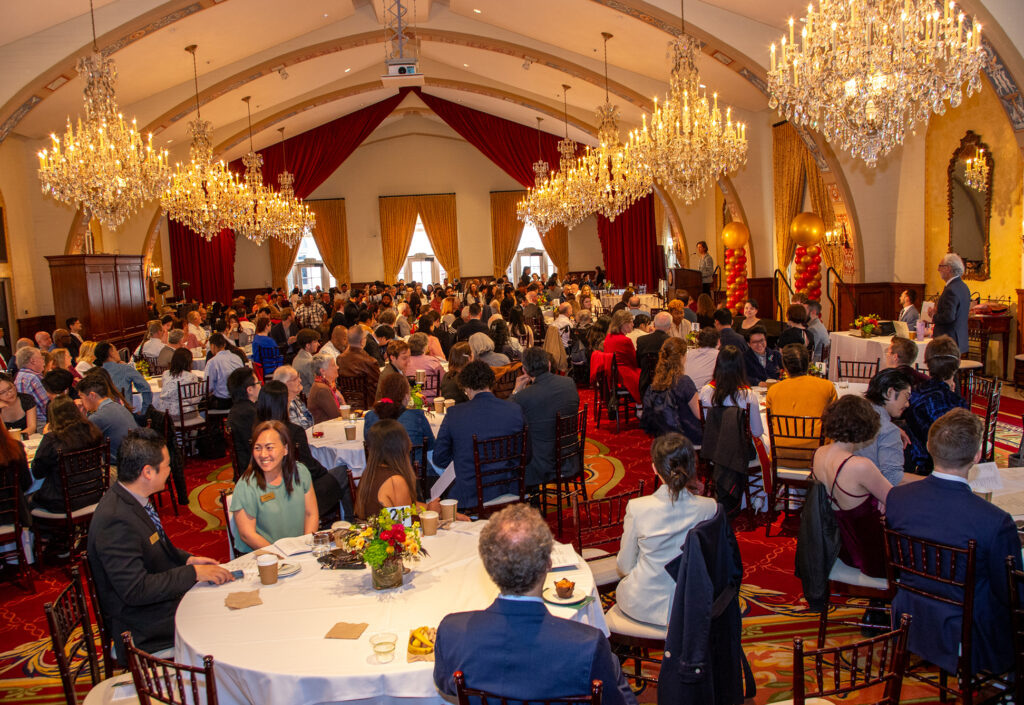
[{"x1": 174, "y1": 521, "x2": 606, "y2": 705}]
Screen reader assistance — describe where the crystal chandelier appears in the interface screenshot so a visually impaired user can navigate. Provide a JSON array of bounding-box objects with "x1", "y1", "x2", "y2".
[
  {"x1": 963, "y1": 147, "x2": 989, "y2": 192},
  {"x1": 768, "y1": 0, "x2": 986, "y2": 167},
  {"x1": 161, "y1": 45, "x2": 253, "y2": 241},
  {"x1": 575, "y1": 33, "x2": 653, "y2": 221},
  {"x1": 37, "y1": 0, "x2": 171, "y2": 229},
  {"x1": 234, "y1": 97, "x2": 293, "y2": 244},
  {"x1": 547, "y1": 85, "x2": 591, "y2": 229},
  {"x1": 273, "y1": 127, "x2": 316, "y2": 247},
  {"x1": 516, "y1": 118, "x2": 561, "y2": 234},
  {"x1": 628, "y1": 1, "x2": 747, "y2": 205}
]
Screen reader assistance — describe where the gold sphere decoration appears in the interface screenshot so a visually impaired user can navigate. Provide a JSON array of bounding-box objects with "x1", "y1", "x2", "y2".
[
  {"x1": 790, "y1": 212, "x2": 825, "y2": 246},
  {"x1": 722, "y1": 221, "x2": 750, "y2": 250}
]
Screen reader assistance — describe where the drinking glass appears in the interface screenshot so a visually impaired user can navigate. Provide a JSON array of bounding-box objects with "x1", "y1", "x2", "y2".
[
  {"x1": 370, "y1": 632, "x2": 397, "y2": 663},
  {"x1": 312, "y1": 532, "x2": 330, "y2": 559}
]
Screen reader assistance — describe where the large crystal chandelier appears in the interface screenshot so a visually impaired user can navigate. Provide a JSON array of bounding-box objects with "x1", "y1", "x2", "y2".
[
  {"x1": 517, "y1": 119, "x2": 561, "y2": 234},
  {"x1": 628, "y1": 14, "x2": 747, "y2": 206},
  {"x1": 37, "y1": 0, "x2": 171, "y2": 229},
  {"x1": 161, "y1": 45, "x2": 252, "y2": 241},
  {"x1": 234, "y1": 97, "x2": 294, "y2": 244},
  {"x1": 576, "y1": 33, "x2": 653, "y2": 221},
  {"x1": 963, "y1": 147, "x2": 989, "y2": 192},
  {"x1": 273, "y1": 127, "x2": 316, "y2": 247},
  {"x1": 767, "y1": 0, "x2": 986, "y2": 167}
]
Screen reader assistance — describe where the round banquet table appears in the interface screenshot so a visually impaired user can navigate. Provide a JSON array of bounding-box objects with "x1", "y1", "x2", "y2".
[
  {"x1": 827, "y1": 331, "x2": 927, "y2": 381},
  {"x1": 174, "y1": 521, "x2": 607, "y2": 705},
  {"x1": 307, "y1": 414, "x2": 444, "y2": 475}
]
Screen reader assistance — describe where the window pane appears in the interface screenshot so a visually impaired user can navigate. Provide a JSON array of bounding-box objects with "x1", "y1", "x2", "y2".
[{"x1": 300, "y1": 267, "x2": 319, "y2": 290}]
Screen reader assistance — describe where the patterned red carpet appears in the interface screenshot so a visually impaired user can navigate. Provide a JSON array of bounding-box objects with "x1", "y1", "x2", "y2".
[{"x1": 0, "y1": 388, "x2": 994, "y2": 704}]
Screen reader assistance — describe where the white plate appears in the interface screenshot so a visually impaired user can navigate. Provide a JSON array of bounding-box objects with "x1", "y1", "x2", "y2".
[
  {"x1": 542, "y1": 586, "x2": 586, "y2": 605},
  {"x1": 278, "y1": 562, "x2": 301, "y2": 578}
]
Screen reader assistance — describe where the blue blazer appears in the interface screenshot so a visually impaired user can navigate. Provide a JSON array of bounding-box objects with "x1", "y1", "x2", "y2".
[
  {"x1": 511, "y1": 372, "x2": 580, "y2": 486},
  {"x1": 886, "y1": 474, "x2": 1020, "y2": 675},
  {"x1": 742, "y1": 346, "x2": 782, "y2": 384},
  {"x1": 433, "y1": 598, "x2": 636, "y2": 705},
  {"x1": 932, "y1": 276, "x2": 971, "y2": 353},
  {"x1": 433, "y1": 392, "x2": 527, "y2": 509}
]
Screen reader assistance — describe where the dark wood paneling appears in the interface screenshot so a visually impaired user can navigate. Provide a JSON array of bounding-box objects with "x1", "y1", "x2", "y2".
[
  {"x1": 15, "y1": 315, "x2": 56, "y2": 340},
  {"x1": 835, "y1": 282, "x2": 925, "y2": 331},
  {"x1": 747, "y1": 278, "x2": 776, "y2": 320}
]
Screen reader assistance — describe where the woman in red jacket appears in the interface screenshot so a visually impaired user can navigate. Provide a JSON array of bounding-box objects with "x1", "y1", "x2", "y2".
[{"x1": 603, "y1": 310, "x2": 641, "y2": 402}]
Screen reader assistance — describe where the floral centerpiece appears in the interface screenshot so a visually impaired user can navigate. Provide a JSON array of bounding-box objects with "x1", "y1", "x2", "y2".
[
  {"x1": 853, "y1": 314, "x2": 881, "y2": 338},
  {"x1": 409, "y1": 384, "x2": 424, "y2": 409},
  {"x1": 343, "y1": 508, "x2": 427, "y2": 589},
  {"x1": 134, "y1": 358, "x2": 150, "y2": 377}
]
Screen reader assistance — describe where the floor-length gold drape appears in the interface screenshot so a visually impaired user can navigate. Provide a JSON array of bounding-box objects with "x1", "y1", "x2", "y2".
[
  {"x1": 308, "y1": 199, "x2": 351, "y2": 285},
  {"x1": 417, "y1": 194, "x2": 460, "y2": 281},
  {"x1": 379, "y1": 196, "x2": 421, "y2": 283},
  {"x1": 490, "y1": 191, "x2": 526, "y2": 279},
  {"x1": 773, "y1": 123, "x2": 808, "y2": 311},
  {"x1": 802, "y1": 150, "x2": 839, "y2": 276},
  {"x1": 270, "y1": 238, "x2": 299, "y2": 291},
  {"x1": 539, "y1": 224, "x2": 569, "y2": 278}
]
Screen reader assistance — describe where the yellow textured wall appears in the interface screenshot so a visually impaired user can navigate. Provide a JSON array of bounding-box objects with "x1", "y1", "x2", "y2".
[{"x1": 924, "y1": 76, "x2": 1023, "y2": 300}]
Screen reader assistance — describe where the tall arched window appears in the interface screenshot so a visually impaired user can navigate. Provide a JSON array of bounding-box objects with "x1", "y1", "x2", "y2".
[
  {"x1": 506, "y1": 223, "x2": 554, "y2": 282},
  {"x1": 403, "y1": 216, "x2": 446, "y2": 284},
  {"x1": 287, "y1": 234, "x2": 336, "y2": 292}
]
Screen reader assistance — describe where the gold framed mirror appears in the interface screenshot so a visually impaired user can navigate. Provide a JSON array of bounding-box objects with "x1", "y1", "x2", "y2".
[{"x1": 947, "y1": 130, "x2": 993, "y2": 280}]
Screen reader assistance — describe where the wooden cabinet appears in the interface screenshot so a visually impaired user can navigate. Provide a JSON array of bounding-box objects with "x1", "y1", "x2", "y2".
[
  {"x1": 46, "y1": 255, "x2": 148, "y2": 348},
  {"x1": 835, "y1": 282, "x2": 925, "y2": 331}
]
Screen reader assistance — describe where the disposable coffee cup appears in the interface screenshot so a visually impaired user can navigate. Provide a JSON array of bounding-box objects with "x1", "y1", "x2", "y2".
[
  {"x1": 256, "y1": 554, "x2": 279, "y2": 585},
  {"x1": 339, "y1": 405, "x2": 351, "y2": 420},
  {"x1": 439, "y1": 499, "x2": 458, "y2": 522},
  {"x1": 415, "y1": 369, "x2": 426, "y2": 384},
  {"x1": 433, "y1": 397, "x2": 445, "y2": 414},
  {"x1": 444, "y1": 399, "x2": 455, "y2": 412},
  {"x1": 420, "y1": 511, "x2": 439, "y2": 536},
  {"x1": 344, "y1": 424, "x2": 356, "y2": 441}
]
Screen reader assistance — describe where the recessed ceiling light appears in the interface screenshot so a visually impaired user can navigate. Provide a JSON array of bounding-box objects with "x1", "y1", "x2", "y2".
[
  {"x1": 344, "y1": 68, "x2": 351, "y2": 72},
  {"x1": 473, "y1": 8, "x2": 481, "y2": 13},
  {"x1": 463, "y1": 63, "x2": 469, "y2": 67},
  {"x1": 323, "y1": 13, "x2": 329, "y2": 18}
]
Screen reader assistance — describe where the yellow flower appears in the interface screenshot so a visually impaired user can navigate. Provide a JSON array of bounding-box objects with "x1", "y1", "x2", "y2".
[
  {"x1": 353, "y1": 537, "x2": 365, "y2": 550},
  {"x1": 386, "y1": 545, "x2": 395, "y2": 555}
]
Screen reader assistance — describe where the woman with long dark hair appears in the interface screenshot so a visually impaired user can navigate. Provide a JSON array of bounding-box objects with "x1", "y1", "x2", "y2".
[
  {"x1": 158, "y1": 347, "x2": 199, "y2": 416},
  {"x1": 698, "y1": 345, "x2": 763, "y2": 438},
  {"x1": 231, "y1": 419, "x2": 318, "y2": 554},
  {"x1": 489, "y1": 319, "x2": 521, "y2": 361},
  {"x1": 363, "y1": 374, "x2": 435, "y2": 452},
  {"x1": 357, "y1": 419, "x2": 425, "y2": 518},
  {"x1": 30, "y1": 396, "x2": 104, "y2": 513},
  {"x1": 640, "y1": 338, "x2": 702, "y2": 443},
  {"x1": 695, "y1": 294, "x2": 716, "y2": 330},
  {"x1": 507, "y1": 306, "x2": 533, "y2": 348},
  {"x1": 439, "y1": 342, "x2": 471, "y2": 404}
]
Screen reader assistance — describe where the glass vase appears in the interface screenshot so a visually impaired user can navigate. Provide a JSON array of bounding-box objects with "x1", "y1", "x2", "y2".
[{"x1": 371, "y1": 557, "x2": 404, "y2": 590}]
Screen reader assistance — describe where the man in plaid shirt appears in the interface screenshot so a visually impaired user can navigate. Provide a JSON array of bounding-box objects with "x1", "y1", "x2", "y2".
[
  {"x1": 294, "y1": 292, "x2": 325, "y2": 330},
  {"x1": 14, "y1": 346, "x2": 48, "y2": 423}
]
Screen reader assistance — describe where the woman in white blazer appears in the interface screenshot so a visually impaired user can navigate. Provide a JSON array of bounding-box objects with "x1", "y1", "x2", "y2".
[{"x1": 614, "y1": 433, "x2": 718, "y2": 626}]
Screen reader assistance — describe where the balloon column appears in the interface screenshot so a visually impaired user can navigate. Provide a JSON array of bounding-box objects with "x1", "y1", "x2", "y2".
[
  {"x1": 721, "y1": 222, "x2": 750, "y2": 314},
  {"x1": 789, "y1": 212, "x2": 825, "y2": 301}
]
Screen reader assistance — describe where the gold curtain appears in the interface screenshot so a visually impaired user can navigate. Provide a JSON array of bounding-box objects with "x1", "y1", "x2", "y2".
[
  {"x1": 802, "y1": 149, "x2": 840, "y2": 275},
  {"x1": 539, "y1": 224, "x2": 569, "y2": 277},
  {"x1": 269, "y1": 238, "x2": 299, "y2": 291},
  {"x1": 772, "y1": 123, "x2": 807, "y2": 311},
  {"x1": 416, "y1": 194, "x2": 460, "y2": 281},
  {"x1": 490, "y1": 191, "x2": 526, "y2": 279},
  {"x1": 308, "y1": 199, "x2": 351, "y2": 285},
  {"x1": 379, "y1": 196, "x2": 420, "y2": 283}
]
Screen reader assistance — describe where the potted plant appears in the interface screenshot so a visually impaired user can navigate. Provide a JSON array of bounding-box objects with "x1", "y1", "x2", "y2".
[
  {"x1": 852, "y1": 314, "x2": 881, "y2": 338},
  {"x1": 342, "y1": 508, "x2": 427, "y2": 590}
]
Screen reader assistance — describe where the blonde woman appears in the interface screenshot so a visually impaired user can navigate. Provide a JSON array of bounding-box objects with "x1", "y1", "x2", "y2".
[
  {"x1": 50, "y1": 348, "x2": 81, "y2": 382},
  {"x1": 75, "y1": 341, "x2": 97, "y2": 376}
]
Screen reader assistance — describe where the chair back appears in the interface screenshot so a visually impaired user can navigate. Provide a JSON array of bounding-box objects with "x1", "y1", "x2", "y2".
[
  {"x1": 44, "y1": 567, "x2": 102, "y2": 705},
  {"x1": 554, "y1": 405, "x2": 588, "y2": 484},
  {"x1": 251, "y1": 361, "x2": 265, "y2": 383},
  {"x1": 638, "y1": 350, "x2": 659, "y2": 387},
  {"x1": 56, "y1": 441, "x2": 112, "y2": 516},
  {"x1": 530, "y1": 319, "x2": 547, "y2": 347},
  {"x1": 123, "y1": 631, "x2": 218, "y2": 705},
  {"x1": 410, "y1": 436, "x2": 431, "y2": 501},
  {"x1": 453, "y1": 670, "x2": 601, "y2": 705},
  {"x1": 143, "y1": 355, "x2": 167, "y2": 376},
  {"x1": 882, "y1": 525, "x2": 977, "y2": 683},
  {"x1": 963, "y1": 375, "x2": 1001, "y2": 462},
  {"x1": 118, "y1": 347, "x2": 131, "y2": 363},
  {"x1": 175, "y1": 380, "x2": 210, "y2": 425},
  {"x1": 491, "y1": 363, "x2": 522, "y2": 400},
  {"x1": 223, "y1": 424, "x2": 243, "y2": 481},
  {"x1": 407, "y1": 369, "x2": 441, "y2": 400},
  {"x1": 766, "y1": 412, "x2": 824, "y2": 471},
  {"x1": 0, "y1": 455, "x2": 27, "y2": 567},
  {"x1": 792, "y1": 614, "x2": 911, "y2": 705},
  {"x1": 336, "y1": 374, "x2": 370, "y2": 410},
  {"x1": 836, "y1": 357, "x2": 880, "y2": 382},
  {"x1": 80, "y1": 556, "x2": 115, "y2": 679},
  {"x1": 1009, "y1": 556, "x2": 1024, "y2": 705},
  {"x1": 571, "y1": 481, "x2": 645, "y2": 558},
  {"x1": 470, "y1": 429, "x2": 528, "y2": 515},
  {"x1": 219, "y1": 489, "x2": 238, "y2": 560}
]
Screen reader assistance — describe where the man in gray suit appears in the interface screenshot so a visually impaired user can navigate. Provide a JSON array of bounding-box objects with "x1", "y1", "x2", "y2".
[
  {"x1": 897, "y1": 289, "x2": 920, "y2": 329},
  {"x1": 932, "y1": 253, "x2": 971, "y2": 354},
  {"x1": 511, "y1": 347, "x2": 579, "y2": 488}
]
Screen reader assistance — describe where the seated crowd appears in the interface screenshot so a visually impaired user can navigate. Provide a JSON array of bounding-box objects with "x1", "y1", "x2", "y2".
[{"x1": 1, "y1": 271, "x2": 1019, "y2": 704}]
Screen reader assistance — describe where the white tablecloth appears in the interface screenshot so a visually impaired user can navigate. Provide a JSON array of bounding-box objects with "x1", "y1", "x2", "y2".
[
  {"x1": 827, "y1": 331, "x2": 927, "y2": 381},
  {"x1": 307, "y1": 414, "x2": 444, "y2": 475},
  {"x1": 174, "y1": 521, "x2": 606, "y2": 705},
  {"x1": 991, "y1": 466, "x2": 1024, "y2": 521},
  {"x1": 143, "y1": 370, "x2": 206, "y2": 413}
]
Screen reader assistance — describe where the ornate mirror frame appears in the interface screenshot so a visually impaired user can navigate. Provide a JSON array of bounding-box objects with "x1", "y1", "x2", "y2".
[{"x1": 946, "y1": 130, "x2": 994, "y2": 280}]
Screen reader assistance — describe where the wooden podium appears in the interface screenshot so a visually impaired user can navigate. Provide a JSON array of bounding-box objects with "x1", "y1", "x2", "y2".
[
  {"x1": 668, "y1": 268, "x2": 702, "y2": 298},
  {"x1": 46, "y1": 255, "x2": 148, "y2": 348}
]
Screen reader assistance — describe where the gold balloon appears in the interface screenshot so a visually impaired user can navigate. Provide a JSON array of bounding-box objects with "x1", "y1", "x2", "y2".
[
  {"x1": 722, "y1": 221, "x2": 750, "y2": 250},
  {"x1": 790, "y1": 212, "x2": 825, "y2": 246}
]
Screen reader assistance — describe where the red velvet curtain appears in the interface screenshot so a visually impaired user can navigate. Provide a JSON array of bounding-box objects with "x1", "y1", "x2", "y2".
[
  {"x1": 168, "y1": 220, "x2": 236, "y2": 304},
  {"x1": 228, "y1": 91, "x2": 408, "y2": 198},
  {"x1": 597, "y1": 195, "x2": 664, "y2": 289},
  {"x1": 415, "y1": 89, "x2": 566, "y2": 188}
]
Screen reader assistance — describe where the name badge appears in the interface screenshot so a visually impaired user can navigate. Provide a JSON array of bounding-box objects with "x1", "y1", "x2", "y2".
[
  {"x1": 149, "y1": 532, "x2": 159, "y2": 544},
  {"x1": 260, "y1": 492, "x2": 275, "y2": 503}
]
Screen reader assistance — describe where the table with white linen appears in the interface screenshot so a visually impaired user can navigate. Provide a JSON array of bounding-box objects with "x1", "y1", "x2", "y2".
[
  {"x1": 174, "y1": 521, "x2": 606, "y2": 705},
  {"x1": 142, "y1": 370, "x2": 206, "y2": 413},
  {"x1": 991, "y1": 466, "x2": 1024, "y2": 521},
  {"x1": 827, "y1": 331, "x2": 926, "y2": 381},
  {"x1": 307, "y1": 414, "x2": 444, "y2": 475}
]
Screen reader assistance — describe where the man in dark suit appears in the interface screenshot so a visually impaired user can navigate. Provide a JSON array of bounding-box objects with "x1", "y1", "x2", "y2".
[
  {"x1": 87, "y1": 428, "x2": 233, "y2": 658},
  {"x1": 636, "y1": 311, "x2": 671, "y2": 396},
  {"x1": 932, "y1": 253, "x2": 971, "y2": 354},
  {"x1": 433, "y1": 361, "x2": 527, "y2": 510},
  {"x1": 270, "y1": 308, "x2": 298, "y2": 360},
  {"x1": 511, "y1": 347, "x2": 579, "y2": 488},
  {"x1": 434, "y1": 504, "x2": 635, "y2": 705},
  {"x1": 343, "y1": 290, "x2": 364, "y2": 328},
  {"x1": 886, "y1": 408, "x2": 1020, "y2": 677},
  {"x1": 742, "y1": 326, "x2": 782, "y2": 384},
  {"x1": 455, "y1": 303, "x2": 489, "y2": 342},
  {"x1": 226, "y1": 367, "x2": 259, "y2": 471},
  {"x1": 713, "y1": 308, "x2": 748, "y2": 352}
]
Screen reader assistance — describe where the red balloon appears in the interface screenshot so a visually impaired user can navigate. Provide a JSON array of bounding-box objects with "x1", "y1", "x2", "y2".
[{"x1": 812, "y1": 255, "x2": 822, "y2": 265}]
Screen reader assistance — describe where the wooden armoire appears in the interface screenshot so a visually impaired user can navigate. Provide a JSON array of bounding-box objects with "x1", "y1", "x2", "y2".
[{"x1": 46, "y1": 255, "x2": 148, "y2": 348}]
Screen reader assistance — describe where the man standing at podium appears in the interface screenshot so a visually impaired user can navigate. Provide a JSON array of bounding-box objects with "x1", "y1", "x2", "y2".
[{"x1": 695, "y1": 241, "x2": 714, "y2": 295}]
